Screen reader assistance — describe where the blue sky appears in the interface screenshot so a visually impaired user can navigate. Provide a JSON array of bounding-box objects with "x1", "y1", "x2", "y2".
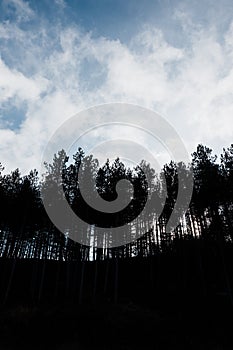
[
  {"x1": 2, "y1": 0, "x2": 233, "y2": 45},
  {"x1": 0, "y1": 0, "x2": 233, "y2": 173}
]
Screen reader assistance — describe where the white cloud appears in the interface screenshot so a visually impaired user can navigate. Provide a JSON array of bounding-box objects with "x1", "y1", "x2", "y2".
[
  {"x1": 3, "y1": 0, "x2": 34, "y2": 22},
  {"x1": 0, "y1": 58, "x2": 48, "y2": 103},
  {"x1": 54, "y1": 0, "x2": 66, "y2": 10},
  {"x1": 0, "y1": 2, "x2": 233, "y2": 173}
]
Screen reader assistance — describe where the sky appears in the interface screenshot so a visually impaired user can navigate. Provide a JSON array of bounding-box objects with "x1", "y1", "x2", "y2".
[{"x1": 0, "y1": 0, "x2": 233, "y2": 174}]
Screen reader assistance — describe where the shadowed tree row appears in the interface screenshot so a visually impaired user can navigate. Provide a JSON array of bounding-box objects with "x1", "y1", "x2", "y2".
[{"x1": 0, "y1": 144, "x2": 232, "y2": 262}]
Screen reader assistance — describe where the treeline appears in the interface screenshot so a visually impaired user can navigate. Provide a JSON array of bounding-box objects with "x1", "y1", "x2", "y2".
[{"x1": 0, "y1": 144, "x2": 233, "y2": 262}]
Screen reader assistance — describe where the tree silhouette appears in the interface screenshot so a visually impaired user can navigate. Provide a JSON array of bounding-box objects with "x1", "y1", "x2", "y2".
[{"x1": 0, "y1": 143, "x2": 233, "y2": 322}]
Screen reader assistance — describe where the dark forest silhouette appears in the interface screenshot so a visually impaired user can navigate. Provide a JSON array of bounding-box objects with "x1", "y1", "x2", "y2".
[
  {"x1": 1, "y1": 143, "x2": 233, "y2": 349},
  {"x1": 0, "y1": 144, "x2": 233, "y2": 260}
]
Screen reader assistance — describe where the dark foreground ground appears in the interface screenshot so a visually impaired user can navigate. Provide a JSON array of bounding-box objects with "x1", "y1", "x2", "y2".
[
  {"x1": 1, "y1": 240, "x2": 233, "y2": 350},
  {"x1": 1, "y1": 296, "x2": 233, "y2": 350},
  {"x1": 1, "y1": 250, "x2": 233, "y2": 349}
]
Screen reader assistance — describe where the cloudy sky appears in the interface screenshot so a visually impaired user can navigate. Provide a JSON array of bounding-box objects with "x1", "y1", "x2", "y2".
[{"x1": 0, "y1": 0, "x2": 233, "y2": 173}]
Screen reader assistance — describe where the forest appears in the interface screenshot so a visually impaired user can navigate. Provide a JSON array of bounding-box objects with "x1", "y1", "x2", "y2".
[{"x1": 0, "y1": 143, "x2": 233, "y2": 349}]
